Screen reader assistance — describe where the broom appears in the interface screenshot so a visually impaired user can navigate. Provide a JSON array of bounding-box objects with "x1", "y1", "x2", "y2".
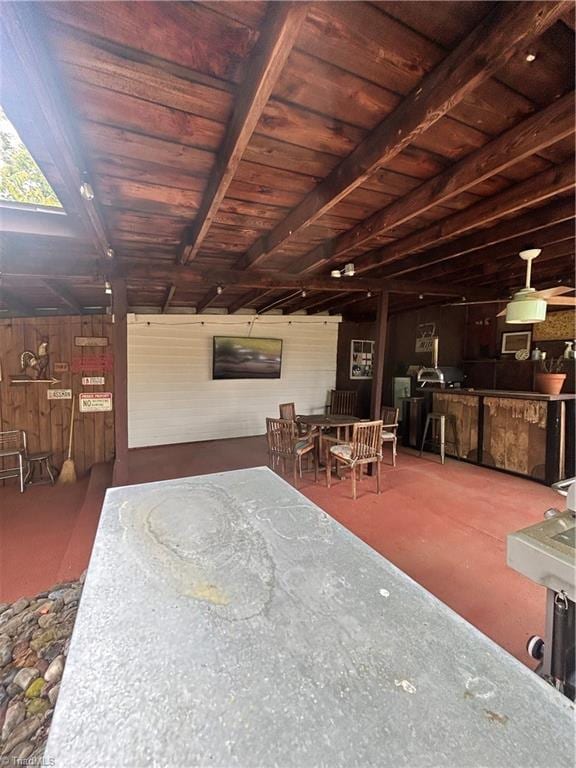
[{"x1": 58, "y1": 396, "x2": 77, "y2": 484}]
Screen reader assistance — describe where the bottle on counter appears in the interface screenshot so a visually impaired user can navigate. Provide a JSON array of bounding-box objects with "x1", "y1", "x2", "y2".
[
  {"x1": 563, "y1": 341, "x2": 575, "y2": 360},
  {"x1": 531, "y1": 347, "x2": 542, "y2": 361}
]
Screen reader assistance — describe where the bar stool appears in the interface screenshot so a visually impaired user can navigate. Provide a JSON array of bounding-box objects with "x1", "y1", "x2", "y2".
[
  {"x1": 419, "y1": 413, "x2": 458, "y2": 465},
  {"x1": 25, "y1": 451, "x2": 56, "y2": 486}
]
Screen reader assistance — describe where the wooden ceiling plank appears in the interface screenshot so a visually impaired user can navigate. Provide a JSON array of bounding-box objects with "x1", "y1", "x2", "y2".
[
  {"x1": 0, "y1": 285, "x2": 36, "y2": 316},
  {"x1": 293, "y1": 92, "x2": 576, "y2": 274},
  {"x1": 179, "y1": 2, "x2": 309, "y2": 264},
  {"x1": 226, "y1": 289, "x2": 268, "y2": 314},
  {"x1": 43, "y1": 279, "x2": 84, "y2": 314},
  {"x1": 236, "y1": 1, "x2": 567, "y2": 271},
  {"x1": 375, "y1": 198, "x2": 575, "y2": 279},
  {"x1": 1, "y1": 3, "x2": 112, "y2": 261},
  {"x1": 356, "y1": 160, "x2": 575, "y2": 274}
]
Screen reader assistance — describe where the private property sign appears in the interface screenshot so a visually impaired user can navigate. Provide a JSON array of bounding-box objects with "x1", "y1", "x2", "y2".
[{"x1": 79, "y1": 392, "x2": 113, "y2": 413}]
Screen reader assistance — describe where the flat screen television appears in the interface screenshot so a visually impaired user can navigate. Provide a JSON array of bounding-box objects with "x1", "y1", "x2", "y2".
[{"x1": 213, "y1": 336, "x2": 283, "y2": 379}]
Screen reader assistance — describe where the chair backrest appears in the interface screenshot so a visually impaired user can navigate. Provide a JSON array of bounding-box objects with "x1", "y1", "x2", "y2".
[
  {"x1": 266, "y1": 418, "x2": 296, "y2": 457},
  {"x1": 330, "y1": 390, "x2": 357, "y2": 416},
  {"x1": 381, "y1": 406, "x2": 399, "y2": 428},
  {"x1": 279, "y1": 402, "x2": 296, "y2": 421},
  {"x1": 0, "y1": 430, "x2": 26, "y2": 454},
  {"x1": 350, "y1": 421, "x2": 382, "y2": 461}
]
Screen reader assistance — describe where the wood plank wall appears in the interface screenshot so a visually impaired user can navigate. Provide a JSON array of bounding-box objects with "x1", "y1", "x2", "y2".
[{"x1": 0, "y1": 315, "x2": 115, "y2": 480}]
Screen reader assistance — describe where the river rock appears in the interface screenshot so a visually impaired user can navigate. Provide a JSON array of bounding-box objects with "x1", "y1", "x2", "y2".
[
  {"x1": 0, "y1": 635, "x2": 12, "y2": 666},
  {"x1": 0, "y1": 685, "x2": 7, "y2": 707},
  {"x1": 25, "y1": 677, "x2": 45, "y2": 699},
  {"x1": 13, "y1": 667, "x2": 39, "y2": 691},
  {"x1": 11, "y1": 599, "x2": 29, "y2": 616},
  {"x1": 47, "y1": 682, "x2": 60, "y2": 707},
  {"x1": 1, "y1": 714, "x2": 41, "y2": 756},
  {"x1": 0, "y1": 604, "x2": 10, "y2": 616},
  {"x1": 44, "y1": 655, "x2": 64, "y2": 685},
  {"x1": 8, "y1": 740, "x2": 35, "y2": 760},
  {"x1": 26, "y1": 697, "x2": 50, "y2": 717},
  {"x1": 1, "y1": 699, "x2": 25, "y2": 741},
  {"x1": 38, "y1": 641, "x2": 64, "y2": 663},
  {"x1": 37, "y1": 613, "x2": 56, "y2": 629}
]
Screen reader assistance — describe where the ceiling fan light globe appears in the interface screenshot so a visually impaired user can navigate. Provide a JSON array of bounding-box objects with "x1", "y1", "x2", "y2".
[{"x1": 505, "y1": 294, "x2": 547, "y2": 324}]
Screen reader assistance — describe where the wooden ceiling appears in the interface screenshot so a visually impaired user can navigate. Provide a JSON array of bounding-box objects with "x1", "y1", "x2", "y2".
[{"x1": 0, "y1": 1, "x2": 574, "y2": 318}]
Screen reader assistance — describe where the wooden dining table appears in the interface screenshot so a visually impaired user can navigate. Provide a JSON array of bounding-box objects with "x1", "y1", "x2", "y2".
[{"x1": 296, "y1": 413, "x2": 361, "y2": 462}]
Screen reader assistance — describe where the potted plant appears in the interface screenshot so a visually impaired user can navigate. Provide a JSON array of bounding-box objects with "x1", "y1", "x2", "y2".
[{"x1": 535, "y1": 357, "x2": 566, "y2": 395}]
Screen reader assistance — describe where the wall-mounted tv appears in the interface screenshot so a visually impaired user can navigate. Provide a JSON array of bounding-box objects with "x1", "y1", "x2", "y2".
[{"x1": 213, "y1": 336, "x2": 283, "y2": 379}]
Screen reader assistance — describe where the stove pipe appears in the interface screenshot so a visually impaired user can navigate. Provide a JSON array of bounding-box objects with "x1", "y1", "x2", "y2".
[{"x1": 432, "y1": 337, "x2": 439, "y2": 368}]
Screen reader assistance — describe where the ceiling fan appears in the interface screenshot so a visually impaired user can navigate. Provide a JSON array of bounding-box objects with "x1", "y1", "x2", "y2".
[{"x1": 449, "y1": 248, "x2": 575, "y2": 324}]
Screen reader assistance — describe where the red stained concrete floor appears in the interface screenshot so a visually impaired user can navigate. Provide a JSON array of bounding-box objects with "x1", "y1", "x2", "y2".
[{"x1": 1, "y1": 436, "x2": 559, "y2": 667}]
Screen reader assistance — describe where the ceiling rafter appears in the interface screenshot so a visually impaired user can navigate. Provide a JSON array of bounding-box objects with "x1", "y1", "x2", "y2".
[
  {"x1": 292, "y1": 91, "x2": 576, "y2": 274},
  {"x1": 0, "y1": 284, "x2": 36, "y2": 316},
  {"x1": 178, "y1": 2, "x2": 309, "y2": 266},
  {"x1": 375, "y1": 198, "x2": 575, "y2": 280},
  {"x1": 1, "y1": 2, "x2": 112, "y2": 261},
  {"x1": 195, "y1": 286, "x2": 223, "y2": 313},
  {"x1": 355, "y1": 160, "x2": 575, "y2": 274},
  {"x1": 231, "y1": 1, "x2": 567, "y2": 273},
  {"x1": 162, "y1": 285, "x2": 176, "y2": 314}
]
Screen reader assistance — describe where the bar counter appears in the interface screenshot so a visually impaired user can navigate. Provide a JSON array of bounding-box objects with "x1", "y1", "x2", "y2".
[{"x1": 430, "y1": 388, "x2": 575, "y2": 484}]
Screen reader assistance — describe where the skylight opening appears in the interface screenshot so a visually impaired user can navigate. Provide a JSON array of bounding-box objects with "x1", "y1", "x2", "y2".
[{"x1": 0, "y1": 107, "x2": 62, "y2": 208}]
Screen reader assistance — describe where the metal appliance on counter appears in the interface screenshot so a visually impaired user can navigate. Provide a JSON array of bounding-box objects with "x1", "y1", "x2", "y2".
[
  {"x1": 416, "y1": 337, "x2": 465, "y2": 389},
  {"x1": 507, "y1": 478, "x2": 575, "y2": 700}
]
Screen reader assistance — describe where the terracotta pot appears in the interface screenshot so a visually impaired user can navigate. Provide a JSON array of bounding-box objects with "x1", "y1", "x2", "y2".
[{"x1": 535, "y1": 372, "x2": 566, "y2": 395}]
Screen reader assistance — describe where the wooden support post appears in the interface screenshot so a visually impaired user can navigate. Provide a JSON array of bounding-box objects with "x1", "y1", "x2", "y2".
[
  {"x1": 371, "y1": 292, "x2": 389, "y2": 421},
  {"x1": 112, "y1": 278, "x2": 128, "y2": 486}
]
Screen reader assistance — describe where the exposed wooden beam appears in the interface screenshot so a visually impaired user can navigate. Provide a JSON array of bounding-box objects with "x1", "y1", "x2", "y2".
[
  {"x1": 2, "y1": 261, "x2": 486, "y2": 299},
  {"x1": 112, "y1": 277, "x2": 128, "y2": 487},
  {"x1": 179, "y1": 2, "x2": 309, "y2": 264},
  {"x1": 235, "y1": 0, "x2": 567, "y2": 271},
  {"x1": 43, "y1": 279, "x2": 83, "y2": 314},
  {"x1": 1, "y1": 3, "x2": 112, "y2": 260},
  {"x1": 370, "y1": 292, "x2": 389, "y2": 421},
  {"x1": 293, "y1": 92, "x2": 576, "y2": 273},
  {"x1": 0, "y1": 284, "x2": 36, "y2": 315},
  {"x1": 375, "y1": 198, "x2": 575, "y2": 279},
  {"x1": 0, "y1": 205, "x2": 84, "y2": 239},
  {"x1": 408, "y1": 224, "x2": 575, "y2": 284},
  {"x1": 196, "y1": 286, "x2": 223, "y2": 313},
  {"x1": 357, "y1": 160, "x2": 575, "y2": 274},
  {"x1": 162, "y1": 285, "x2": 176, "y2": 313}
]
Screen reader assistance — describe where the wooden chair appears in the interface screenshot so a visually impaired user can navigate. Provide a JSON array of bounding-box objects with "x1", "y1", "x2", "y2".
[
  {"x1": 328, "y1": 390, "x2": 357, "y2": 416},
  {"x1": 279, "y1": 402, "x2": 317, "y2": 440},
  {"x1": 326, "y1": 420, "x2": 383, "y2": 500},
  {"x1": 0, "y1": 430, "x2": 27, "y2": 493},
  {"x1": 381, "y1": 406, "x2": 399, "y2": 466},
  {"x1": 266, "y1": 418, "x2": 317, "y2": 488},
  {"x1": 326, "y1": 390, "x2": 357, "y2": 441}
]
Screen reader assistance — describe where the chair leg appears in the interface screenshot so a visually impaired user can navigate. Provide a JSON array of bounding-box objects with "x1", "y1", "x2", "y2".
[
  {"x1": 19, "y1": 454, "x2": 25, "y2": 493},
  {"x1": 326, "y1": 451, "x2": 331, "y2": 488},
  {"x1": 440, "y1": 416, "x2": 446, "y2": 465},
  {"x1": 351, "y1": 464, "x2": 357, "y2": 500},
  {"x1": 46, "y1": 459, "x2": 56, "y2": 485},
  {"x1": 420, "y1": 415, "x2": 430, "y2": 457},
  {"x1": 392, "y1": 437, "x2": 397, "y2": 467},
  {"x1": 313, "y1": 449, "x2": 318, "y2": 483},
  {"x1": 376, "y1": 458, "x2": 381, "y2": 494}
]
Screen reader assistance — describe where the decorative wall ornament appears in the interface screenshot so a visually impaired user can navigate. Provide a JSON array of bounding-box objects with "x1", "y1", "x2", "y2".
[{"x1": 10, "y1": 338, "x2": 59, "y2": 384}]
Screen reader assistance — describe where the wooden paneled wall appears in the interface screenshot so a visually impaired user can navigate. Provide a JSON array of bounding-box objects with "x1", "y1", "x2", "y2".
[{"x1": 0, "y1": 315, "x2": 115, "y2": 478}]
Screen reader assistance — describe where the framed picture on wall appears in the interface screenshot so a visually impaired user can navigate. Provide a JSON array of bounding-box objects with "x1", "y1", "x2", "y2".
[
  {"x1": 501, "y1": 331, "x2": 532, "y2": 356},
  {"x1": 350, "y1": 339, "x2": 374, "y2": 379}
]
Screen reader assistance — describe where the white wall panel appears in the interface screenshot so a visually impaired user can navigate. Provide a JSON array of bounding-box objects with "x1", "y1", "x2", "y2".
[{"x1": 127, "y1": 315, "x2": 341, "y2": 448}]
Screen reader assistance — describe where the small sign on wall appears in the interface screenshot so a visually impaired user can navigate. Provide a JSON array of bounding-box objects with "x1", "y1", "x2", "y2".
[
  {"x1": 75, "y1": 336, "x2": 109, "y2": 347},
  {"x1": 82, "y1": 376, "x2": 105, "y2": 386},
  {"x1": 79, "y1": 392, "x2": 113, "y2": 412},
  {"x1": 47, "y1": 389, "x2": 72, "y2": 400},
  {"x1": 71, "y1": 352, "x2": 114, "y2": 373},
  {"x1": 53, "y1": 362, "x2": 69, "y2": 373}
]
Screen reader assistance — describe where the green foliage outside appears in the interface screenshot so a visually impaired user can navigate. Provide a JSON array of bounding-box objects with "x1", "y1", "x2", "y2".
[{"x1": 0, "y1": 108, "x2": 61, "y2": 207}]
